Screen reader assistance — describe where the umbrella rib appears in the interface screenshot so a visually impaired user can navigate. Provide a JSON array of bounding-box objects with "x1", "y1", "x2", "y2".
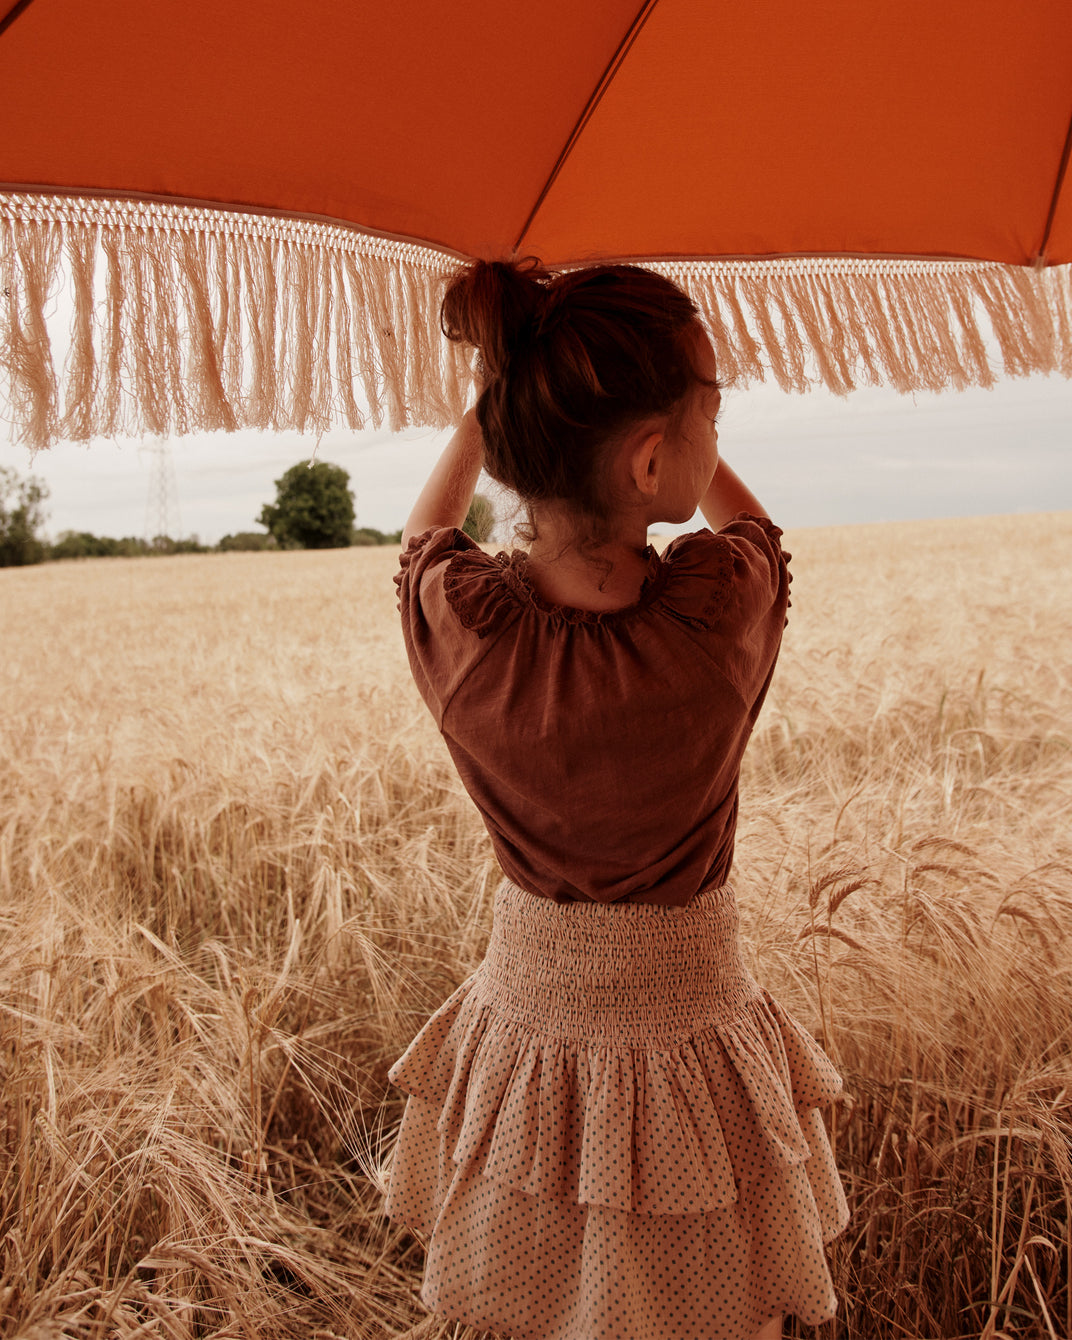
[
  {"x1": 512, "y1": 0, "x2": 661, "y2": 255},
  {"x1": 0, "y1": 0, "x2": 38, "y2": 40},
  {"x1": 1036, "y1": 107, "x2": 1072, "y2": 264}
]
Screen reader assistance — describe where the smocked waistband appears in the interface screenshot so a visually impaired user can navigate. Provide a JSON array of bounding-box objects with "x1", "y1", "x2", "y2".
[{"x1": 474, "y1": 879, "x2": 762, "y2": 1047}]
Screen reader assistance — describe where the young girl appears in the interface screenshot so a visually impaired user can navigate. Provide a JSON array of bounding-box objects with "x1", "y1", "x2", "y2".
[{"x1": 383, "y1": 259, "x2": 849, "y2": 1340}]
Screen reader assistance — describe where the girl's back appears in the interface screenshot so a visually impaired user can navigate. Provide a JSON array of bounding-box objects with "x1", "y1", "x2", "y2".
[
  {"x1": 382, "y1": 258, "x2": 848, "y2": 1340},
  {"x1": 397, "y1": 517, "x2": 789, "y2": 905}
]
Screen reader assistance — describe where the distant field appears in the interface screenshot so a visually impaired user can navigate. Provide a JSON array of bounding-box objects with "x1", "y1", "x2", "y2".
[{"x1": 1, "y1": 513, "x2": 1070, "y2": 1339}]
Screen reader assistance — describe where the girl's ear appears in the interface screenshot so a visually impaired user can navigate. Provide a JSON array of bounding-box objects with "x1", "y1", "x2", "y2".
[{"x1": 628, "y1": 427, "x2": 666, "y2": 501}]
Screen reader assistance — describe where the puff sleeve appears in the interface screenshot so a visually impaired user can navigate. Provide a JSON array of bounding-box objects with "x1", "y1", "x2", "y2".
[
  {"x1": 395, "y1": 527, "x2": 520, "y2": 726},
  {"x1": 659, "y1": 512, "x2": 792, "y2": 716}
]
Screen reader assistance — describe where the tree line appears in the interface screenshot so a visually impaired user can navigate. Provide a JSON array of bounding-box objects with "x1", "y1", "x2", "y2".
[{"x1": 0, "y1": 461, "x2": 494, "y2": 567}]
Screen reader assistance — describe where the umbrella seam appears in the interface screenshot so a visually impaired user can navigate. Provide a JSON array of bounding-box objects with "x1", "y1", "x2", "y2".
[
  {"x1": 512, "y1": 0, "x2": 661, "y2": 254},
  {"x1": 0, "y1": 0, "x2": 37, "y2": 41},
  {"x1": 1036, "y1": 107, "x2": 1072, "y2": 265}
]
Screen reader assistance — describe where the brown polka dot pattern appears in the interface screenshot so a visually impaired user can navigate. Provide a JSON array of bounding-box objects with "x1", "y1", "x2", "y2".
[{"x1": 385, "y1": 880, "x2": 849, "y2": 1340}]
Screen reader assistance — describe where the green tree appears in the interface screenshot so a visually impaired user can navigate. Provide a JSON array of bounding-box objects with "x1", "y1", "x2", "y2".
[
  {"x1": 258, "y1": 461, "x2": 355, "y2": 550},
  {"x1": 352, "y1": 525, "x2": 403, "y2": 546},
  {"x1": 50, "y1": 530, "x2": 121, "y2": 560},
  {"x1": 50, "y1": 530, "x2": 206, "y2": 559},
  {"x1": 463, "y1": 493, "x2": 495, "y2": 543},
  {"x1": 149, "y1": 534, "x2": 207, "y2": 554},
  {"x1": 218, "y1": 531, "x2": 278, "y2": 552},
  {"x1": 0, "y1": 466, "x2": 49, "y2": 567}
]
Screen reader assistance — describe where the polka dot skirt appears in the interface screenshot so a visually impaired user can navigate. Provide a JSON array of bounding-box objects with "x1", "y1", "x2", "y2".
[{"x1": 384, "y1": 881, "x2": 849, "y2": 1340}]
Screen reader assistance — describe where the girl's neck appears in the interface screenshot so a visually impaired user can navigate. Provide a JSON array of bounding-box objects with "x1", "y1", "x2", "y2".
[{"x1": 523, "y1": 511, "x2": 652, "y2": 612}]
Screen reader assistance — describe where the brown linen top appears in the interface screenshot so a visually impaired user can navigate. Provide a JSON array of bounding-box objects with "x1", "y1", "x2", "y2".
[{"x1": 395, "y1": 512, "x2": 791, "y2": 906}]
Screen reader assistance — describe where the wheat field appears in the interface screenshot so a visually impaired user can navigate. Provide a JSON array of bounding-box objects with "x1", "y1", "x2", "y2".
[{"x1": 1, "y1": 513, "x2": 1070, "y2": 1339}]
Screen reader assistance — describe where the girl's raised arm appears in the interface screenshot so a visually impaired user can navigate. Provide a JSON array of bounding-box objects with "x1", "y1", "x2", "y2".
[
  {"x1": 401, "y1": 409, "x2": 485, "y2": 549},
  {"x1": 699, "y1": 456, "x2": 769, "y2": 532}
]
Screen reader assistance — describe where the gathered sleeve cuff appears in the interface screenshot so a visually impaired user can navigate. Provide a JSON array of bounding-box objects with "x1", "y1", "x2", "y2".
[{"x1": 395, "y1": 525, "x2": 476, "y2": 602}]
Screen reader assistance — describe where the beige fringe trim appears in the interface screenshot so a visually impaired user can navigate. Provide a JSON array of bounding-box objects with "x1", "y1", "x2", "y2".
[
  {"x1": 660, "y1": 256, "x2": 1072, "y2": 396},
  {"x1": 0, "y1": 192, "x2": 470, "y2": 454},
  {"x1": 2, "y1": 192, "x2": 1070, "y2": 453}
]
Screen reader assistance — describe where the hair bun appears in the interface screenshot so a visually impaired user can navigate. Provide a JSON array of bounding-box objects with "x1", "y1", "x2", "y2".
[{"x1": 441, "y1": 258, "x2": 550, "y2": 379}]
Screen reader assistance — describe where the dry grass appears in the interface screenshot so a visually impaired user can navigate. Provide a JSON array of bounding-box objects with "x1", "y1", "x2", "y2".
[{"x1": 1, "y1": 513, "x2": 1069, "y2": 1339}]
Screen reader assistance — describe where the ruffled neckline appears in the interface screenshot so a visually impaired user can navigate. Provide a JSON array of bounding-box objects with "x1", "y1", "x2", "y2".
[
  {"x1": 435, "y1": 524, "x2": 760, "y2": 638},
  {"x1": 494, "y1": 545, "x2": 673, "y2": 625}
]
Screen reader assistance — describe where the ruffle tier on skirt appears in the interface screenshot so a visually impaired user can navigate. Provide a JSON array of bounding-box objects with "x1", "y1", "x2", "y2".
[{"x1": 384, "y1": 880, "x2": 849, "y2": 1340}]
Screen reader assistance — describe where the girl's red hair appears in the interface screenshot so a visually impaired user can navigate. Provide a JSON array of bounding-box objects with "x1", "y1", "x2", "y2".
[{"x1": 441, "y1": 259, "x2": 716, "y2": 524}]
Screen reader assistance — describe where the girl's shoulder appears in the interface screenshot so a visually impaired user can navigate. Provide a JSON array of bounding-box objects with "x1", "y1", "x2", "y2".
[
  {"x1": 660, "y1": 512, "x2": 787, "y2": 568},
  {"x1": 397, "y1": 513, "x2": 790, "y2": 639},
  {"x1": 656, "y1": 513, "x2": 791, "y2": 631},
  {"x1": 396, "y1": 526, "x2": 520, "y2": 640}
]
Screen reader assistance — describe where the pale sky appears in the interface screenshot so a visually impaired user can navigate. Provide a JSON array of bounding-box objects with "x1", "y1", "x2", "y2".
[{"x1": 3, "y1": 371, "x2": 1071, "y2": 545}]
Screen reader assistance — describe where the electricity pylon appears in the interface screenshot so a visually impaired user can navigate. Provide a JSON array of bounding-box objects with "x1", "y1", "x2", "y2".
[{"x1": 143, "y1": 441, "x2": 182, "y2": 548}]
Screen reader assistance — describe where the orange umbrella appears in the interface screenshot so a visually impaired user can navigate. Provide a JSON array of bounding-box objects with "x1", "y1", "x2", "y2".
[{"x1": 2, "y1": 0, "x2": 1070, "y2": 452}]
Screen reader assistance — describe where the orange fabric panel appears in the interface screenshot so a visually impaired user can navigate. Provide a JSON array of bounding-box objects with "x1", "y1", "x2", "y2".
[
  {"x1": 1045, "y1": 148, "x2": 1072, "y2": 262},
  {"x1": 1, "y1": 0, "x2": 1070, "y2": 266},
  {"x1": 1050, "y1": 207, "x2": 1072, "y2": 263},
  {"x1": 0, "y1": 0, "x2": 637, "y2": 255},
  {"x1": 524, "y1": 0, "x2": 1072, "y2": 265}
]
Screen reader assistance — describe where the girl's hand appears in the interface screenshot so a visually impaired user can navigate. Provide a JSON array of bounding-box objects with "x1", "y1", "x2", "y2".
[{"x1": 401, "y1": 409, "x2": 485, "y2": 549}]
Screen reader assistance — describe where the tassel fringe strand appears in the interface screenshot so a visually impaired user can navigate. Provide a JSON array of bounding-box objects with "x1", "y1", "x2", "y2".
[{"x1": 2, "y1": 193, "x2": 1070, "y2": 453}]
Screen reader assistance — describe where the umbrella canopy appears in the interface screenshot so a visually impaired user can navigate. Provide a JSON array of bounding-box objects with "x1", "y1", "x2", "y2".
[{"x1": 2, "y1": 0, "x2": 1070, "y2": 452}]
